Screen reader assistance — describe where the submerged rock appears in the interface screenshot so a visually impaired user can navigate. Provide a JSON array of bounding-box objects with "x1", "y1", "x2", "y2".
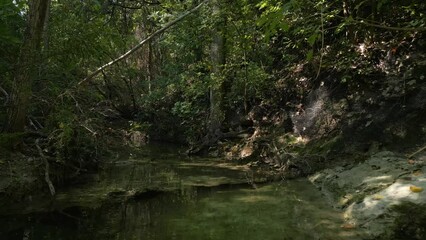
[{"x1": 309, "y1": 151, "x2": 426, "y2": 239}]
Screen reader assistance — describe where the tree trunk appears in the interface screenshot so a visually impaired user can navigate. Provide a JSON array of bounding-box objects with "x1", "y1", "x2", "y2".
[
  {"x1": 6, "y1": 0, "x2": 50, "y2": 133},
  {"x1": 208, "y1": 0, "x2": 225, "y2": 138},
  {"x1": 147, "y1": 41, "x2": 153, "y2": 94}
]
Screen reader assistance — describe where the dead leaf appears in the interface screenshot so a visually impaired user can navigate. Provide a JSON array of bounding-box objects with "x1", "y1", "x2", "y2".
[
  {"x1": 341, "y1": 223, "x2": 356, "y2": 230},
  {"x1": 372, "y1": 195, "x2": 384, "y2": 200},
  {"x1": 409, "y1": 186, "x2": 424, "y2": 193}
]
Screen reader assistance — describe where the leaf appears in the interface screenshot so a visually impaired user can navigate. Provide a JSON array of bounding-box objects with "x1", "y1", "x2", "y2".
[
  {"x1": 341, "y1": 223, "x2": 356, "y2": 230},
  {"x1": 306, "y1": 49, "x2": 313, "y2": 61},
  {"x1": 409, "y1": 186, "x2": 424, "y2": 193},
  {"x1": 307, "y1": 33, "x2": 318, "y2": 46},
  {"x1": 372, "y1": 195, "x2": 384, "y2": 200},
  {"x1": 280, "y1": 21, "x2": 290, "y2": 31},
  {"x1": 407, "y1": 80, "x2": 416, "y2": 86},
  {"x1": 354, "y1": 1, "x2": 367, "y2": 11},
  {"x1": 258, "y1": 1, "x2": 269, "y2": 10}
]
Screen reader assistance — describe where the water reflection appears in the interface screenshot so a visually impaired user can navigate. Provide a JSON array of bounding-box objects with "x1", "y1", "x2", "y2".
[
  {"x1": 0, "y1": 146, "x2": 364, "y2": 239},
  {"x1": 1, "y1": 182, "x2": 364, "y2": 240}
]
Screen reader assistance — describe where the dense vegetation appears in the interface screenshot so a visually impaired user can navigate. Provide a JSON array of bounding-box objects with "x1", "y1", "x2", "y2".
[{"x1": 0, "y1": 0, "x2": 425, "y2": 194}]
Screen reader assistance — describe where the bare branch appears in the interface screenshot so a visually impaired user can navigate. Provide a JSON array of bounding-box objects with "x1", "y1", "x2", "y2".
[
  {"x1": 110, "y1": 3, "x2": 144, "y2": 9},
  {"x1": 408, "y1": 144, "x2": 426, "y2": 159},
  {"x1": 335, "y1": 15, "x2": 426, "y2": 32},
  {"x1": 36, "y1": 139, "x2": 56, "y2": 196},
  {"x1": 357, "y1": 18, "x2": 426, "y2": 32},
  {"x1": 0, "y1": 85, "x2": 9, "y2": 106},
  {"x1": 79, "y1": 0, "x2": 208, "y2": 86}
]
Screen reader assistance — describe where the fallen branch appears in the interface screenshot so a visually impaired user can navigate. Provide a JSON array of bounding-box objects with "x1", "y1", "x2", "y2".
[
  {"x1": 79, "y1": 0, "x2": 208, "y2": 85},
  {"x1": 36, "y1": 139, "x2": 56, "y2": 196},
  {"x1": 407, "y1": 144, "x2": 426, "y2": 159}
]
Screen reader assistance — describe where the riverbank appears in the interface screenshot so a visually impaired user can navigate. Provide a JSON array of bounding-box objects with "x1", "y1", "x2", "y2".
[
  {"x1": 309, "y1": 150, "x2": 426, "y2": 239},
  {"x1": 1, "y1": 142, "x2": 426, "y2": 239}
]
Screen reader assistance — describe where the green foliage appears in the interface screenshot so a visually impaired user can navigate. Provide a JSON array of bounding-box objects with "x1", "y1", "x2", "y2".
[
  {"x1": 45, "y1": 105, "x2": 102, "y2": 169},
  {"x1": 0, "y1": 0, "x2": 24, "y2": 90},
  {"x1": 257, "y1": 0, "x2": 291, "y2": 37},
  {"x1": 0, "y1": 0, "x2": 24, "y2": 44},
  {"x1": 0, "y1": 0, "x2": 424, "y2": 177},
  {"x1": 0, "y1": 133, "x2": 25, "y2": 150}
]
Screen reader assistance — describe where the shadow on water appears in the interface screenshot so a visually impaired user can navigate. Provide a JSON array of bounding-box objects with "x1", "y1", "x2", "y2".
[{"x1": 0, "y1": 144, "x2": 365, "y2": 240}]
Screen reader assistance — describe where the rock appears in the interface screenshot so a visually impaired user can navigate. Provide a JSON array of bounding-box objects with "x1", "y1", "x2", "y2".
[
  {"x1": 309, "y1": 151, "x2": 426, "y2": 238},
  {"x1": 240, "y1": 145, "x2": 254, "y2": 158},
  {"x1": 129, "y1": 131, "x2": 149, "y2": 147}
]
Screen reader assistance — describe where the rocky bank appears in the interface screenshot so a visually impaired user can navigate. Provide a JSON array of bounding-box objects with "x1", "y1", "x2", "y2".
[{"x1": 309, "y1": 151, "x2": 426, "y2": 239}]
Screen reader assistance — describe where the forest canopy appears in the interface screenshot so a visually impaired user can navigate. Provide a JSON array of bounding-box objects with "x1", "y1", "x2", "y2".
[{"x1": 0, "y1": 0, "x2": 425, "y2": 187}]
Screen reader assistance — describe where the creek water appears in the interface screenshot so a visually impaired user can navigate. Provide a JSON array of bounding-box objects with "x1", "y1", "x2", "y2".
[{"x1": 0, "y1": 145, "x2": 363, "y2": 240}]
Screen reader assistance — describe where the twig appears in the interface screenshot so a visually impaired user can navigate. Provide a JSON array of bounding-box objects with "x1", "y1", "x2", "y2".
[
  {"x1": 0, "y1": 85, "x2": 9, "y2": 106},
  {"x1": 408, "y1": 144, "x2": 426, "y2": 159},
  {"x1": 315, "y1": 6, "x2": 324, "y2": 80},
  {"x1": 356, "y1": 18, "x2": 426, "y2": 32},
  {"x1": 336, "y1": 15, "x2": 426, "y2": 32},
  {"x1": 36, "y1": 139, "x2": 56, "y2": 196},
  {"x1": 58, "y1": 210, "x2": 81, "y2": 220},
  {"x1": 78, "y1": 0, "x2": 208, "y2": 85},
  {"x1": 81, "y1": 124, "x2": 97, "y2": 135}
]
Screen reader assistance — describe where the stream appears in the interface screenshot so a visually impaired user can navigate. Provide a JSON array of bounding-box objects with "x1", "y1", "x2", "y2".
[{"x1": 0, "y1": 144, "x2": 364, "y2": 240}]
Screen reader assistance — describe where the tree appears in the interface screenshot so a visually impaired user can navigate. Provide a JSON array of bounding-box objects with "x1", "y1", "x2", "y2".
[
  {"x1": 6, "y1": 0, "x2": 50, "y2": 134},
  {"x1": 208, "y1": 0, "x2": 226, "y2": 138}
]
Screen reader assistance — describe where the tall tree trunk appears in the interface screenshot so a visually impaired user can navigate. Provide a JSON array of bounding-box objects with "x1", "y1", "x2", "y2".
[
  {"x1": 208, "y1": 0, "x2": 225, "y2": 138},
  {"x1": 7, "y1": 0, "x2": 50, "y2": 133},
  {"x1": 147, "y1": 41, "x2": 153, "y2": 94}
]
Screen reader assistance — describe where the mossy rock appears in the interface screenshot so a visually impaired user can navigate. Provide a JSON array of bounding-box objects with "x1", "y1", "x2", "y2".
[{"x1": 384, "y1": 203, "x2": 426, "y2": 240}]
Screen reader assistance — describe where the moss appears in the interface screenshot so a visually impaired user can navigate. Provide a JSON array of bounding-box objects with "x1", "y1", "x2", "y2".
[
  {"x1": 306, "y1": 135, "x2": 344, "y2": 155},
  {"x1": 0, "y1": 133, "x2": 25, "y2": 151},
  {"x1": 386, "y1": 203, "x2": 426, "y2": 240}
]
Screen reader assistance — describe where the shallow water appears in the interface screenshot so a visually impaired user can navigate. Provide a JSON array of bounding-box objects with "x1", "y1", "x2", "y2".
[{"x1": 0, "y1": 145, "x2": 363, "y2": 240}]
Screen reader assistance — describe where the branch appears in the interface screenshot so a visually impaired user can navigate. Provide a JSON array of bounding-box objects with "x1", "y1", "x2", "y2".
[
  {"x1": 408, "y1": 144, "x2": 426, "y2": 159},
  {"x1": 345, "y1": 16, "x2": 426, "y2": 32},
  {"x1": 315, "y1": 7, "x2": 324, "y2": 80},
  {"x1": 0, "y1": 85, "x2": 9, "y2": 106},
  {"x1": 36, "y1": 139, "x2": 56, "y2": 196},
  {"x1": 111, "y1": 3, "x2": 144, "y2": 9},
  {"x1": 357, "y1": 19, "x2": 426, "y2": 32},
  {"x1": 109, "y1": 0, "x2": 161, "y2": 9},
  {"x1": 79, "y1": 0, "x2": 208, "y2": 86}
]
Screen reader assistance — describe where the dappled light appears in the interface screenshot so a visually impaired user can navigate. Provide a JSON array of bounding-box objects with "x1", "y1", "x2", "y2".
[
  {"x1": 362, "y1": 175, "x2": 392, "y2": 183},
  {"x1": 0, "y1": 149, "x2": 366, "y2": 239},
  {"x1": 1, "y1": 0, "x2": 425, "y2": 239},
  {"x1": 313, "y1": 151, "x2": 426, "y2": 238},
  {"x1": 291, "y1": 86, "x2": 330, "y2": 138}
]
